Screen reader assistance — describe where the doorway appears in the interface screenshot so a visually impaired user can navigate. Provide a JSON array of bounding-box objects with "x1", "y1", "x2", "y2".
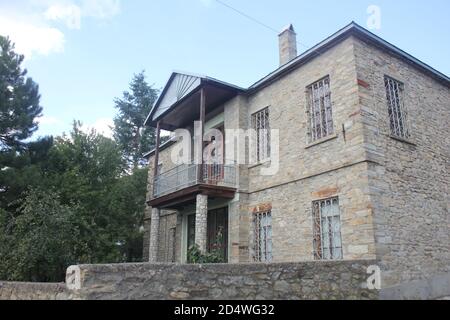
[{"x1": 186, "y1": 206, "x2": 229, "y2": 262}]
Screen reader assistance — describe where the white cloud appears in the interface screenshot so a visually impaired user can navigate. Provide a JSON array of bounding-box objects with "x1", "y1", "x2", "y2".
[
  {"x1": 37, "y1": 115, "x2": 63, "y2": 125},
  {"x1": 0, "y1": 0, "x2": 121, "y2": 58},
  {"x1": 81, "y1": 0, "x2": 120, "y2": 19},
  {"x1": 0, "y1": 16, "x2": 65, "y2": 57},
  {"x1": 81, "y1": 118, "x2": 114, "y2": 138},
  {"x1": 44, "y1": 0, "x2": 120, "y2": 29},
  {"x1": 44, "y1": 3, "x2": 82, "y2": 29}
]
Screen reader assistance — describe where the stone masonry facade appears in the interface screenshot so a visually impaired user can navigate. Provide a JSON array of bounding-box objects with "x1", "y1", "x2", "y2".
[
  {"x1": 353, "y1": 37, "x2": 450, "y2": 287},
  {"x1": 143, "y1": 23, "x2": 449, "y2": 294}
]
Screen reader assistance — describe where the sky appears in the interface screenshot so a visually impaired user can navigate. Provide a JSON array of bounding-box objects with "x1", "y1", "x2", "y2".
[{"x1": 1, "y1": 0, "x2": 449, "y2": 139}]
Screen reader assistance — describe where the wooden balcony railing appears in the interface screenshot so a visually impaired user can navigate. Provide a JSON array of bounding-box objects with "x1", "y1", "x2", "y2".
[{"x1": 153, "y1": 163, "x2": 236, "y2": 198}]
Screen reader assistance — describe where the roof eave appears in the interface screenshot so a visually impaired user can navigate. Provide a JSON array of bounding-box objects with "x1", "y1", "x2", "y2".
[
  {"x1": 144, "y1": 74, "x2": 244, "y2": 128},
  {"x1": 248, "y1": 22, "x2": 449, "y2": 93}
]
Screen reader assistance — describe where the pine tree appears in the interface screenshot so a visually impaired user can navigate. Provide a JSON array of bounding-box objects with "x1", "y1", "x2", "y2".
[
  {"x1": 113, "y1": 71, "x2": 159, "y2": 170},
  {"x1": 0, "y1": 35, "x2": 42, "y2": 151}
]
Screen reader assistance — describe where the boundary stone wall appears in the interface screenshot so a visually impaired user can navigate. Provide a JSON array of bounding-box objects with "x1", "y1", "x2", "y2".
[
  {"x1": 0, "y1": 282, "x2": 70, "y2": 300},
  {"x1": 1, "y1": 260, "x2": 378, "y2": 300}
]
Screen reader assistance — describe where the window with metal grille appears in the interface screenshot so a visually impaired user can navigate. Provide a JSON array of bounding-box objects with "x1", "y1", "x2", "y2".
[
  {"x1": 251, "y1": 108, "x2": 270, "y2": 162},
  {"x1": 253, "y1": 210, "x2": 272, "y2": 262},
  {"x1": 312, "y1": 197, "x2": 342, "y2": 260},
  {"x1": 306, "y1": 76, "x2": 334, "y2": 142},
  {"x1": 385, "y1": 76, "x2": 409, "y2": 139}
]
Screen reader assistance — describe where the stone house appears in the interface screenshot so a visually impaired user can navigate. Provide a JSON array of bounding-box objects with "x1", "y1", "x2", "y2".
[{"x1": 142, "y1": 22, "x2": 450, "y2": 291}]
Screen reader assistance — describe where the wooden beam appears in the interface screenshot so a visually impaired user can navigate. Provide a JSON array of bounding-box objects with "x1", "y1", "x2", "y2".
[
  {"x1": 197, "y1": 88, "x2": 206, "y2": 183},
  {"x1": 153, "y1": 121, "x2": 161, "y2": 186},
  {"x1": 147, "y1": 184, "x2": 236, "y2": 208}
]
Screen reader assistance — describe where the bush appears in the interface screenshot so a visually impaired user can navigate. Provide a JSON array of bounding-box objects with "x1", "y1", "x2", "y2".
[{"x1": 186, "y1": 228, "x2": 226, "y2": 264}]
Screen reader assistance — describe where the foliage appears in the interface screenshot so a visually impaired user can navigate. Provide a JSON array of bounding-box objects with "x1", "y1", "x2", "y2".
[
  {"x1": 0, "y1": 123, "x2": 148, "y2": 281},
  {"x1": 187, "y1": 229, "x2": 226, "y2": 264},
  {"x1": 0, "y1": 36, "x2": 152, "y2": 282},
  {"x1": 113, "y1": 71, "x2": 159, "y2": 170},
  {"x1": 0, "y1": 136, "x2": 53, "y2": 210},
  {"x1": 0, "y1": 189, "x2": 81, "y2": 282},
  {"x1": 0, "y1": 35, "x2": 42, "y2": 151}
]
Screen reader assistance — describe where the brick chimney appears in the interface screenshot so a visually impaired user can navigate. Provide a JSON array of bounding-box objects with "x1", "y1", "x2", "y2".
[{"x1": 278, "y1": 24, "x2": 297, "y2": 66}]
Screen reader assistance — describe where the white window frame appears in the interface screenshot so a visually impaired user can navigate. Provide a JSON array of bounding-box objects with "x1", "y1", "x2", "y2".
[
  {"x1": 306, "y1": 76, "x2": 334, "y2": 142},
  {"x1": 312, "y1": 197, "x2": 343, "y2": 260}
]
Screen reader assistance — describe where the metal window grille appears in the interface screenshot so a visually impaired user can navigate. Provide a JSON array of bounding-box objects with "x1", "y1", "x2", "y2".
[
  {"x1": 306, "y1": 77, "x2": 333, "y2": 142},
  {"x1": 253, "y1": 210, "x2": 272, "y2": 262},
  {"x1": 251, "y1": 108, "x2": 271, "y2": 162},
  {"x1": 313, "y1": 197, "x2": 343, "y2": 260},
  {"x1": 385, "y1": 76, "x2": 409, "y2": 139}
]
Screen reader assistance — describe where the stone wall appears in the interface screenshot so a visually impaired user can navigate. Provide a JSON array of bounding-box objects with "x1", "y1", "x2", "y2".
[
  {"x1": 142, "y1": 37, "x2": 377, "y2": 264},
  {"x1": 241, "y1": 37, "x2": 376, "y2": 263},
  {"x1": 3, "y1": 262, "x2": 450, "y2": 300},
  {"x1": 353, "y1": 36, "x2": 450, "y2": 288},
  {"x1": 67, "y1": 260, "x2": 378, "y2": 300},
  {"x1": 143, "y1": 142, "x2": 179, "y2": 261},
  {"x1": 246, "y1": 162, "x2": 376, "y2": 262},
  {"x1": 245, "y1": 37, "x2": 364, "y2": 192},
  {"x1": 142, "y1": 32, "x2": 450, "y2": 292},
  {"x1": 0, "y1": 282, "x2": 70, "y2": 300}
]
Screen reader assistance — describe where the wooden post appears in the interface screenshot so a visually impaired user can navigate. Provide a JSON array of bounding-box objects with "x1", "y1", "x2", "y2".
[
  {"x1": 197, "y1": 88, "x2": 206, "y2": 183},
  {"x1": 153, "y1": 120, "x2": 161, "y2": 180}
]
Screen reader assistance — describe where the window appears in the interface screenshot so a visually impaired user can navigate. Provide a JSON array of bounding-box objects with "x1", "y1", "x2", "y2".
[
  {"x1": 385, "y1": 76, "x2": 409, "y2": 139},
  {"x1": 251, "y1": 107, "x2": 270, "y2": 162},
  {"x1": 312, "y1": 197, "x2": 342, "y2": 260},
  {"x1": 306, "y1": 76, "x2": 334, "y2": 142},
  {"x1": 253, "y1": 210, "x2": 272, "y2": 262}
]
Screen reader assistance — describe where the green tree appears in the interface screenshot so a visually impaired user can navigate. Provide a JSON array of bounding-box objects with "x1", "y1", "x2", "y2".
[
  {"x1": 0, "y1": 35, "x2": 42, "y2": 151},
  {"x1": 0, "y1": 137, "x2": 53, "y2": 210},
  {"x1": 0, "y1": 189, "x2": 81, "y2": 282},
  {"x1": 0, "y1": 35, "x2": 47, "y2": 213},
  {"x1": 107, "y1": 167, "x2": 148, "y2": 262},
  {"x1": 113, "y1": 71, "x2": 159, "y2": 170},
  {"x1": 44, "y1": 122, "x2": 124, "y2": 263}
]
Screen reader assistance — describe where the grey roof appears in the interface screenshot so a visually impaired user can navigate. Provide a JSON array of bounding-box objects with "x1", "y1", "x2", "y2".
[
  {"x1": 144, "y1": 22, "x2": 449, "y2": 132},
  {"x1": 249, "y1": 21, "x2": 450, "y2": 91},
  {"x1": 144, "y1": 71, "x2": 244, "y2": 126},
  {"x1": 144, "y1": 22, "x2": 450, "y2": 157}
]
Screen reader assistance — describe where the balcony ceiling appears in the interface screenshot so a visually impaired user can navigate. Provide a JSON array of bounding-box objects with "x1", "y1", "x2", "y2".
[{"x1": 145, "y1": 72, "x2": 244, "y2": 131}]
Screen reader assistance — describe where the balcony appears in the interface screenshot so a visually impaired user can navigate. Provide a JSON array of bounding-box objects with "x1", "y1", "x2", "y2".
[
  {"x1": 149, "y1": 164, "x2": 237, "y2": 208},
  {"x1": 144, "y1": 73, "x2": 244, "y2": 209}
]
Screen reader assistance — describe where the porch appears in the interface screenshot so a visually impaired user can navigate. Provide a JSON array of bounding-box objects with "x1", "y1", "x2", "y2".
[{"x1": 145, "y1": 72, "x2": 243, "y2": 262}]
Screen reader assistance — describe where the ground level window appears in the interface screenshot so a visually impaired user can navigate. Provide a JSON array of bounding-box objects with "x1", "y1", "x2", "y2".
[
  {"x1": 313, "y1": 197, "x2": 342, "y2": 260},
  {"x1": 253, "y1": 210, "x2": 272, "y2": 262}
]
